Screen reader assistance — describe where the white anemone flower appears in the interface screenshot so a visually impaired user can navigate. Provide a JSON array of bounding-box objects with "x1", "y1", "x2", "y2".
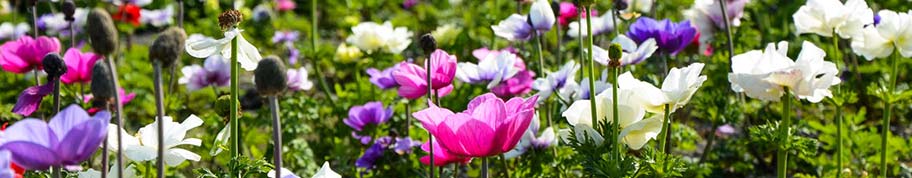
[
  {"x1": 505, "y1": 114, "x2": 557, "y2": 159},
  {"x1": 641, "y1": 63, "x2": 707, "y2": 113},
  {"x1": 729, "y1": 41, "x2": 840, "y2": 103},
  {"x1": 456, "y1": 51, "x2": 521, "y2": 88},
  {"x1": 590, "y1": 35, "x2": 658, "y2": 66},
  {"x1": 76, "y1": 161, "x2": 138, "y2": 178},
  {"x1": 528, "y1": 0, "x2": 556, "y2": 31},
  {"x1": 533, "y1": 61, "x2": 580, "y2": 102},
  {"x1": 186, "y1": 29, "x2": 263, "y2": 71},
  {"x1": 107, "y1": 115, "x2": 204, "y2": 166},
  {"x1": 268, "y1": 161, "x2": 341, "y2": 178},
  {"x1": 562, "y1": 72, "x2": 664, "y2": 149},
  {"x1": 345, "y1": 21, "x2": 413, "y2": 54},
  {"x1": 568, "y1": 13, "x2": 616, "y2": 38},
  {"x1": 793, "y1": 0, "x2": 873, "y2": 39},
  {"x1": 850, "y1": 10, "x2": 912, "y2": 60}
]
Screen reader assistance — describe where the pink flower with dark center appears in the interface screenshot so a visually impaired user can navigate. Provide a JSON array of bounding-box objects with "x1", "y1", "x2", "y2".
[{"x1": 0, "y1": 36, "x2": 61, "y2": 73}]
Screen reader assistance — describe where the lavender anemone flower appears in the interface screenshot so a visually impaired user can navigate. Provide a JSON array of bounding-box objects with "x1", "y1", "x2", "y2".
[
  {"x1": 179, "y1": 55, "x2": 230, "y2": 91},
  {"x1": 505, "y1": 114, "x2": 557, "y2": 159},
  {"x1": 272, "y1": 31, "x2": 300, "y2": 44},
  {"x1": 627, "y1": 17, "x2": 697, "y2": 55},
  {"x1": 11, "y1": 82, "x2": 55, "y2": 116},
  {"x1": 343, "y1": 102, "x2": 393, "y2": 131},
  {"x1": 355, "y1": 142, "x2": 384, "y2": 169},
  {"x1": 0, "y1": 105, "x2": 109, "y2": 170},
  {"x1": 140, "y1": 5, "x2": 175, "y2": 27},
  {"x1": 532, "y1": 61, "x2": 579, "y2": 102},
  {"x1": 577, "y1": 69, "x2": 609, "y2": 100},
  {"x1": 393, "y1": 137, "x2": 421, "y2": 155},
  {"x1": 286, "y1": 67, "x2": 314, "y2": 91},
  {"x1": 0, "y1": 150, "x2": 13, "y2": 176},
  {"x1": 492, "y1": 14, "x2": 534, "y2": 41},
  {"x1": 366, "y1": 65, "x2": 400, "y2": 90},
  {"x1": 456, "y1": 48, "x2": 522, "y2": 88}
]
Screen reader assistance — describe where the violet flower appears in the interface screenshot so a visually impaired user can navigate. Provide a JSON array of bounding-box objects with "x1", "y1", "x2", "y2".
[
  {"x1": 366, "y1": 65, "x2": 400, "y2": 90},
  {"x1": 505, "y1": 114, "x2": 557, "y2": 159},
  {"x1": 0, "y1": 150, "x2": 14, "y2": 177},
  {"x1": 0, "y1": 105, "x2": 109, "y2": 170},
  {"x1": 11, "y1": 82, "x2": 55, "y2": 116},
  {"x1": 351, "y1": 132, "x2": 372, "y2": 145},
  {"x1": 393, "y1": 137, "x2": 421, "y2": 155},
  {"x1": 286, "y1": 67, "x2": 314, "y2": 91},
  {"x1": 343, "y1": 102, "x2": 393, "y2": 132},
  {"x1": 577, "y1": 69, "x2": 609, "y2": 100},
  {"x1": 355, "y1": 142, "x2": 384, "y2": 169},
  {"x1": 140, "y1": 5, "x2": 175, "y2": 28},
  {"x1": 0, "y1": 36, "x2": 62, "y2": 73},
  {"x1": 178, "y1": 55, "x2": 231, "y2": 91},
  {"x1": 492, "y1": 14, "x2": 534, "y2": 41},
  {"x1": 532, "y1": 61, "x2": 579, "y2": 102},
  {"x1": 627, "y1": 17, "x2": 697, "y2": 55},
  {"x1": 61, "y1": 48, "x2": 102, "y2": 85},
  {"x1": 456, "y1": 48, "x2": 522, "y2": 88}
]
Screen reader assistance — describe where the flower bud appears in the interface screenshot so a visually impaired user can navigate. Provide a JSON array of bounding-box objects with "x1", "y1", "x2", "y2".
[
  {"x1": 254, "y1": 56, "x2": 288, "y2": 96},
  {"x1": 218, "y1": 9, "x2": 243, "y2": 31},
  {"x1": 91, "y1": 61, "x2": 115, "y2": 105},
  {"x1": 551, "y1": 1, "x2": 561, "y2": 17},
  {"x1": 419, "y1": 34, "x2": 437, "y2": 54},
  {"x1": 63, "y1": 0, "x2": 76, "y2": 22},
  {"x1": 42, "y1": 53, "x2": 67, "y2": 78},
  {"x1": 149, "y1": 27, "x2": 187, "y2": 67},
  {"x1": 608, "y1": 43, "x2": 623, "y2": 67},
  {"x1": 86, "y1": 8, "x2": 119, "y2": 56},
  {"x1": 613, "y1": 0, "x2": 628, "y2": 11}
]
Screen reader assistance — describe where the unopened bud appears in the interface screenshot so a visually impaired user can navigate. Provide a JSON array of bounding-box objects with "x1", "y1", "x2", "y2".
[
  {"x1": 149, "y1": 27, "x2": 187, "y2": 67},
  {"x1": 90, "y1": 62, "x2": 115, "y2": 105},
  {"x1": 613, "y1": 0, "x2": 628, "y2": 11},
  {"x1": 86, "y1": 8, "x2": 119, "y2": 56},
  {"x1": 63, "y1": 0, "x2": 76, "y2": 22},
  {"x1": 218, "y1": 9, "x2": 243, "y2": 31},
  {"x1": 419, "y1": 34, "x2": 437, "y2": 54},
  {"x1": 551, "y1": 1, "x2": 561, "y2": 16},
  {"x1": 608, "y1": 43, "x2": 623, "y2": 67},
  {"x1": 42, "y1": 53, "x2": 66, "y2": 78},
  {"x1": 254, "y1": 56, "x2": 287, "y2": 96}
]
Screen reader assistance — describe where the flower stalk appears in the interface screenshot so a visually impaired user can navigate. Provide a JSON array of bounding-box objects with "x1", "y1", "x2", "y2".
[
  {"x1": 777, "y1": 88, "x2": 792, "y2": 178},
  {"x1": 658, "y1": 104, "x2": 671, "y2": 154},
  {"x1": 229, "y1": 31, "x2": 240, "y2": 178},
  {"x1": 718, "y1": 0, "x2": 735, "y2": 64},
  {"x1": 880, "y1": 51, "x2": 900, "y2": 177},
  {"x1": 829, "y1": 29, "x2": 845, "y2": 178},
  {"x1": 269, "y1": 96, "x2": 283, "y2": 178},
  {"x1": 584, "y1": 5, "x2": 599, "y2": 137},
  {"x1": 153, "y1": 61, "x2": 166, "y2": 178},
  {"x1": 481, "y1": 157, "x2": 489, "y2": 178}
]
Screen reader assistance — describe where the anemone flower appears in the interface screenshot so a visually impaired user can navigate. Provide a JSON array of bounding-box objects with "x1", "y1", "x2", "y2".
[
  {"x1": 83, "y1": 88, "x2": 137, "y2": 115},
  {"x1": 532, "y1": 61, "x2": 579, "y2": 102},
  {"x1": 367, "y1": 65, "x2": 399, "y2": 90},
  {"x1": 577, "y1": 69, "x2": 610, "y2": 100},
  {"x1": 11, "y1": 82, "x2": 55, "y2": 116},
  {"x1": 492, "y1": 14, "x2": 534, "y2": 41},
  {"x1": 178, "y1": 55, "x2": 231, "y2": 91},
  {"x1": 505, "y1": 114, "x2": 557, "y2": 159},
  {"x1": 345, "y1": 21, "x2": 413, "y2": 54},
  {"x1": 0, "y1": 123, "x2": 24, "y2": 178},
  {"x1": 0, "y1": 105, "x2": 109, "y2": 170},
  {"x1": 186, "y1": 30, "x2": 263, "y2": 71},
  {"x1": 413, "y1": 93, "x2": 538, "y2": 157},
  {"x1": 850, "y1": 10, "x2": 912, "y2": 60},
  {"x1": 528, "y1": 0, "x2": 556, "y2": 31},
  {"x1": 75, "y1": 162, "x2": 138, "y2": 178},
  {"x1": 140, "y1": 5, "x2": 175, "y2": 28},
  {"x1": 267, "y1": 162, "x2": 340, "y2": 178},
  {"x1": 491, "y1": 69, "x2": 535, "y2": 99},
  {"x1": 355, "y1": 142, "x2": 384, "y2": 169},
  {"x1": 567, "y1": 13, "x2": 616, "y2": 38},
  {"x1": 343, "y1": 102, "x2": 393, "y2": 132},
  {"x1": 275, "y1": 0, "x2": 296, "y2": 11},
  {"x1": 335, "y1": 43, "x2": 364, "y2": 63},
  {"x1": 456, "y1": 49, "x2": 521, "y2": 88},
  {"x1": 393, "y1": 137, "x2": 421, "y2": 155},
  {"x1": 639, "y1": 63, "x2": 707, "y2": 113},
  {"x1": 392, "y1": 50, "x2": 457, "y2": 99},
  {"x1": 557, "y1": 2, "x2": 584, "y2": 27},
  {"x1": 420, "y1": 138, "x2": 471, "y2": 166},
  {"x1": 562, "y1": 72, "x2": 665, "y2": 149},
  {"x1": 627, "y1": 17, "x2": 697, "y2": 55},
  {"x1": 793, "y1": 0, "x2": 872, "y2": 39},
  {"x1": 61, "y1": 48, "x2": 102, "y2": 85},
  {"x1": 107, "y1": 115, "x2": 203, "y2": 166},
  {"x1": 620, "y1": 0, "x2": 654, "y2": 19},
  {"x1": 591, "y1": 35, "x2": 658, "y2": 66},
  {"x1": 113, "y1": 3, "x2": 142, "y2": 27},
  {"x1": 729, "y1": 41, "x2": 840, "y2": 102},
  {"x1": 38, "y1": 8, "x2": 88, "y2": 36},
  {"x1": 0, "y1": 22, "x2": 30, "y2": 40},
  {"x1": 285, "y1": 67, "x2": 314, "y2": 92},
  {"x1": 0, "y1": 36, "x2": 62, "y2": 73},
  {"x1": 685, "y1": 0, "x2": 751, "y2": 53}
]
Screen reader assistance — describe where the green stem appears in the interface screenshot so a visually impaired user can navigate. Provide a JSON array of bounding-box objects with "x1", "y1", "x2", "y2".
[
  {"x1": 481, "y1": 157, "x2": 489, "y2": 178},
  {"x1": 830, "y1": 32, "x2": 845, "y2": 178},
  {"x1": 536, "y1": 32, "x2": 546, "y2": 79},
  {"x1": 658, "y1": 104, "x2": 671, "y2": 154},
  {"x1": 717, "y1": 0, "x2": 735, "y2": 64},
  {"x1": 611, "y1": 66, "x2": 620, "y2": 159},
  {"x1": 426, "y1": 54, "x2": 435, "y2": 178},
  {"x1": 584, "y1": 6, "x2": 598, "y2": 136},
  {"x1": 777, "y1": 89, "x2": 792, "y2": 178},
  {"x1": 230, "y1": 31, "x2": 240, "y2": 178},
  {"x1": 881, "y1": 51, "x2": 900, "y2": 177}
]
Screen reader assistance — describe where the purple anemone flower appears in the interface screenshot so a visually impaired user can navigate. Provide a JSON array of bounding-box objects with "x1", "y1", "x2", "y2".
[
  {"x1": 11, "y1": 82, "x2": 55, "y2": 116},
  {"x1": 179, "y1": 55, "x2": 231, "y2": 91},
  {"x1": 366, "y1": 65, "x2": 400, "y2": 90},
  {"x1": 343, "y1": 102, "x2": 393, "y2": 131},
  {"x1": 627, "y1": 17, "x2": 697, "y2": 55},
  {"x1": 393, "y1": 137, "x2": 421, "y2": 155},
  {"x1": 0, "y1": 105, "x2": 109, "y2": 170},
  {"x1": 355, "y1": 142, "x2": 385, "y2": 169}
]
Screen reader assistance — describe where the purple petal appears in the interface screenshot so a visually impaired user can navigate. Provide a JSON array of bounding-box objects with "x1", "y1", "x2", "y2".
[
  {"x1": 11, "y1": 83, "x2": 55, "y2": 116},
  {"x1": 2, "y1": 142, "x2": 59, "y2": 170}
]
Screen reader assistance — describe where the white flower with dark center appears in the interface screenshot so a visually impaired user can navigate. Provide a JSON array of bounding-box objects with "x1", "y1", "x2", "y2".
[
  {"x1": 186, "y1": 29, "x2": 263, "y2": 71},
  {"x1": 107, "y1": 115, "x2": 204, "y2": 166},
  {"x1": 346, "y1": 21, "x2": 413, "y2": 54}
]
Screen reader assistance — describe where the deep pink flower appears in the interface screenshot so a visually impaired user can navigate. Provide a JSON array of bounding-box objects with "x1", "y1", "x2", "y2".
[
  {"x1": 419, "y1": 138, "x2": 471, "y2": 166},
  {"x1": 276, "y1": 0, "x2": 296, "y2": 11},
  {"x1": 413, "y1": 93, "x2": 538, "y2": 158},
  {"x1": 557, "y1": 2, "x2": 597, "y2": 27},
  {"x1": 0, "y1": 36, "x2": 61, "y2": 73},
  {"x1": 491, "y1": 69, "x2": 535, "y2": 99},
  {"x1": 392, "y1": 49, "x2": 457, "y2": 99},
  {"x1": 60, "y1": 48, "x2": 102, "y2": 84}
]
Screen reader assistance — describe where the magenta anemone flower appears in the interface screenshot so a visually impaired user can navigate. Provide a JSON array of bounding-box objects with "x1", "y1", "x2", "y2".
[
  {"x1": 275, "y1": 0, "x2": 296, "y2": 12},
  {"x1": 0, "y1": 36, "x2": 62, "y2": 73},
  {"x1": 60, "y1": 48, "x2": 102, "y2": 85},
  {"x1": 626, "y1": 17, "x2": 697, "y2": 55},
  {"x1": 491, "y1": 70, "x2": 535, "y2": 99},
  {"x1": 413, "y1": 93, "x2": 538, "y2": 158},
  {"x1": 392, "y1": 49, "x2": 457, "y2": 99},
  {"x1": 419, "y1": 138, "x2": 471, "y2": 166},
  {"x1": 0, "y1": 105, "x2": 109, "y2": 170}
]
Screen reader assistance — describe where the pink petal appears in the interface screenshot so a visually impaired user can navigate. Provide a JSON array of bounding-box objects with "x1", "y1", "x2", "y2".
[{"x1": 411, "y1": 105, "x2": 455, "y2": 135}]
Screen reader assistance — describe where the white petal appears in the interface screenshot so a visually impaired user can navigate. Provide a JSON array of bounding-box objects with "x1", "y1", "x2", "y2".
[
  {"x1": 312, "y1": 162, "x2": 342, "y2": 178},
  {"x1": 619, "y1": 115, "x2": 664, "y2": 150},
  {"x1": 165, "y1": 148, "x2": 201, "y2": 166},
  {"x1": 185, "y1": 34, "x2": 230, "y2": 59},
  {"x1": 236, "y1": 33, "x2": 263, "y2": 71}
]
